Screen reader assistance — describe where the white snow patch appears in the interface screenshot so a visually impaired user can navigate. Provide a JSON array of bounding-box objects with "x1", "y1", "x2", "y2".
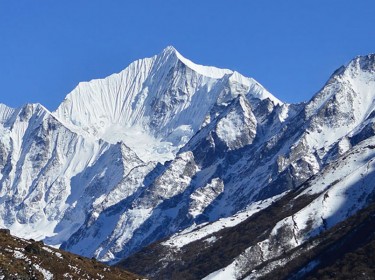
[
  {"x1": 33, "y1": 264, "x2": 53, "y2": 280},
  {"x1": 202, "y1": 264, "x2": 237, "y2": 280},
  {"x1": 101, "y1": 124, "x2": 175, "y2": 163},
  {"x1": 163, "y1": 194, "x2": 284, "y2": 248},
  {"x1": 172, "y1": 46, "x2": 233, "y2": 79},
  {"x1": 204, "y1": 236, "x2": 218, "y2": 244},
  {"x1": 13, "y1": 250, "x2": 26, "y2": 259},
  {"x1": 7, "y1": 220, "x2": 59, "y2": 244}
]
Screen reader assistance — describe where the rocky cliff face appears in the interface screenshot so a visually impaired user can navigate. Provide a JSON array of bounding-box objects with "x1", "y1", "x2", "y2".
[
  {"x1": 1, "y1": 47, "x2": 375, "y2": 279},
  {"x1": 0, "y1": 46, "x2": 285, "y2": 263},
  {"x1": 119, "y1": 53, "x2": 375, "y2": 279}
]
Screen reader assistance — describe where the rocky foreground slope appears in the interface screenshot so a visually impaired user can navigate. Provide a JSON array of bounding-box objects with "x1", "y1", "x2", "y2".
[
  {"x1": 1, "y1": 47, "x2": 375, "y2": 279},
  {"x1": 0, "y1": 229, "x2": 140, "y2": 279}
]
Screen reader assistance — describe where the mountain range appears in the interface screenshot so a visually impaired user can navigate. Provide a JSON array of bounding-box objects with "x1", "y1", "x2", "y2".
[{"x1": 1, "y1": 46, "x2": 375, "y2": 279}]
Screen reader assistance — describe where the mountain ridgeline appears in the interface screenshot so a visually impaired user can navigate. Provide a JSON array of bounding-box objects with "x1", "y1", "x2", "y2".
[{"x1": 1, "y1": 47, "x2": 375, "y2": 279}]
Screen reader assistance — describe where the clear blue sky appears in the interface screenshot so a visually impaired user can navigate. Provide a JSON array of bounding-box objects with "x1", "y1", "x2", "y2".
[{"x1": 1, "y1": 1, "x2": 375, "y2": 110}]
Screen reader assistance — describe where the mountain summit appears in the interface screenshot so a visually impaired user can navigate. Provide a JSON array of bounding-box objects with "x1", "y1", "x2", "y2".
[
  {"x1": 1, "y1": 48, "x2": 375, "y2": 279},
  {"x1": 54, "y1": 46, "x2": 281, "y2": 162}
]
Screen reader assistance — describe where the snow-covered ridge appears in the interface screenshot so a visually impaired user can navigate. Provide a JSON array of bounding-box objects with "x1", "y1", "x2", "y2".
[
  {"x1": 168, "y1": 46, "x2": 233, "y2": 79},
  {"x1": 349, "y1": 53, "x2": 375, "y2": 72},
  {"x1": 3, "y1": 46, "x2": 375, "y2": 276},
  {"x1": 204, "y1": 136, "x2": 375, "y2": 280},
  {"x1": 53, "y1": 46, "x2": 281, "y2": 162},
  {"x1": 172, "y1": 46, "x2": 282, "y2": 104},
  {"x1": 162, "y1": 193, "x2": 285, "y2": 249},
  {"x1": 0, "y1": 103, "x2": 15, "y2": 123},
  {"x1": 306, "y1": 53, "x2": 375, "y2": 116}
]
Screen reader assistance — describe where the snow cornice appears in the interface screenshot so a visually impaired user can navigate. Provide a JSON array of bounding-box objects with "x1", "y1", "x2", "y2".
[{"x1": 159, "y1": 45, "x2": 233, "y2": 79}]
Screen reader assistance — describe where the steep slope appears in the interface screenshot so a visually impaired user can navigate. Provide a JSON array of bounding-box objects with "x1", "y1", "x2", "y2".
[
  {"x1": 118, "y1": 53, "x2": 375, "y2": 279},
  {"x1": 41, "y1": 47, "x2": 287, "y2": 262},
  {"x1": 54, "y1": 46, "x2": 281, "y2": 162},
  {"x1": 0, "y1": 228, "x2": 140, "y2": 279},
  {"x1": 0, "y1": 103, "x2": 15, "y2": 123},
  {"x1": 60, "y1": 93, "x2": 289, "y2": 263},
  {"x1": 254, "y1": 200, "x2": 375, "y2": 280},
  {"x1": 120, "y1": 132, "x2": 375, "y2": 279},
  {"x1": 0, "y1": 47, "x2": 285, "y2": 264},
  {"x1": 1, "y1": 47, "x2": 375, "y2": 274},
  {"x1": 0, "y1": 102, "x2": 148, "y2": 250}
]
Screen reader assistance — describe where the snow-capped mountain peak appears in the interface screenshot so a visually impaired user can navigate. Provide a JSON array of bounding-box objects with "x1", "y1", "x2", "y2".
[
  {"x1": 160, "y1": 45, "x2": 233, "y2": 79},
  {"x1": 54, "y1": 46, "x2": 281, "y2": 163},
  {"x1": 5, "y1": 47, "x2": 375, "y2": 279}
]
